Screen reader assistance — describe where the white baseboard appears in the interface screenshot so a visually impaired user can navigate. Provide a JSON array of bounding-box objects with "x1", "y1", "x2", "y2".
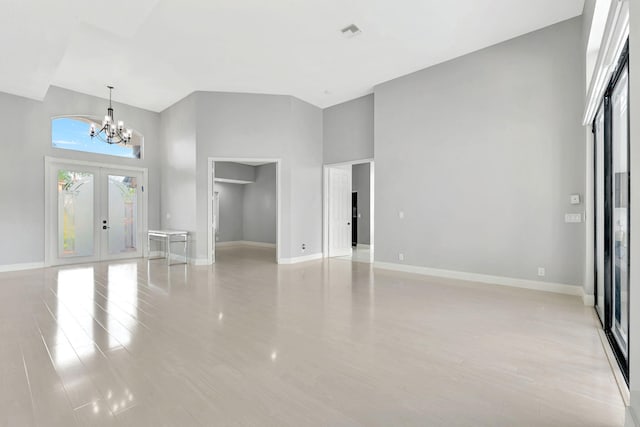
[
  {"x1": 373, "y1": 261, "x2": 583, "y2": 297},
  {"x1": 278, "y1": 253, "x2": 323, "y2": 265},
  {"x1": 582, "y1": 293, "x2": 595, "y2": 307},
  {"x1": 0, "y1": 262, "x2": 45, "y2": 273},
  {"x1": 240, "y1": 241, "x2": 276, "y2": 248},
  {"x1": 191, "y1": 258, "x2": 211, "y2": 266},
  {"x1": 215, "y1": 241, "x2": 242, "y2": 247},
  {"x1": 216, "y1": 241, "x2": 276, "y2": 248}
]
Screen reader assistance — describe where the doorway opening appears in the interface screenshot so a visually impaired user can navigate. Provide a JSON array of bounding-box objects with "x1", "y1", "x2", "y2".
[
  {"x1": 323, "y1": 160, "x2": 374, "y2": 263},
  {"x1": 44, "y1": 157, "x2": 148, "y2": 266},
  {"x1": 208, "y1": 158, "x2": 281, "y2": 264}
]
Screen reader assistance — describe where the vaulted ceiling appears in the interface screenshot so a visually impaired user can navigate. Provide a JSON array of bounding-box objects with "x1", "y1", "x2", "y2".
[{"x1": 1, "y1": 0, "x2": 585, "y2": 112}]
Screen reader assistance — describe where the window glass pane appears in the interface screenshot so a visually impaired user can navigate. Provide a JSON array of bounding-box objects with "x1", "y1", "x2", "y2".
[
  {"x1": 595, "y1": 105, "x2": 605, "y2": 320},
  {"x1": 108, "y1": 175, "x2": 139, "y2": 254},
  {"x1": 611, "y1": 65, "x2": 629, "y2": 353},
  {"x1": 52, "y1": 117, "x2": 142, "y2": 159},
  {"x1": 58, "y1": 170, "x2": 94, "y2": 258}
]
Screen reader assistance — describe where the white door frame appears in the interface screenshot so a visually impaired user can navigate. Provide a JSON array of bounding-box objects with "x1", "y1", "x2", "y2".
[
  {"x1": 207, "y1": 157, "x2": 282, "y2": 264},
  {"x1": 323, "y1": 159, "x2": 374, "y2": 258},
  {"x1": 44, "y1": 156, "x2": 149, "y2": 267}
]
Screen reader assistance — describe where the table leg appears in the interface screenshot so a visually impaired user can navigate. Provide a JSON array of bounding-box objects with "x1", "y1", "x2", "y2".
[{"x1": 166, "y1": 236, "x2": 170, "y2": 265}]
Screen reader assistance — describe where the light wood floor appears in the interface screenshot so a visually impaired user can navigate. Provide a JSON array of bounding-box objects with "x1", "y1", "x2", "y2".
[{"x1": 0, "y1": 246, "x2": 624, "y2": 426}]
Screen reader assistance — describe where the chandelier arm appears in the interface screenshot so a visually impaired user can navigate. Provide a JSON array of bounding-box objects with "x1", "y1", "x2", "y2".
[
  {"x1": 92, "y1": 133, "x2": 110, "y2": 144},
  {"x1": 92, "y1": 130, "x2": 128, "y2": 145},
  {"x1": 88, "y1": 85, "x2": 132, "y2": 146}
]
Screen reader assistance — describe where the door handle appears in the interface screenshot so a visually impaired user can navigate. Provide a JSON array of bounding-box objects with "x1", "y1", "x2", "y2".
[
  {"x1": 103, "y1": 225, "x2": 110, "y2": 230},
  {"x1": 347, "y1": 222, "x2": 351, "y2": 226}
]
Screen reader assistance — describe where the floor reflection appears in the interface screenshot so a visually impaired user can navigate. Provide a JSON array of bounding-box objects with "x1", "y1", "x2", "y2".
[
  {"x1": 107, "y1": 263, "x2": 138, "y2": 349},
  {"x1": 55, "y1": 267, "x2": 96, "y2": 368}
]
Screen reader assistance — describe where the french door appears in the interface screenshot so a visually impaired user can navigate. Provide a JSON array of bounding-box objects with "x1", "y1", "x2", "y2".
[
  {"x1": 593, "y1": 42, "x2": 629, "y2": 381},
  {"x1": 47, "y1": 159, "x2": 145, "y2": 265}
]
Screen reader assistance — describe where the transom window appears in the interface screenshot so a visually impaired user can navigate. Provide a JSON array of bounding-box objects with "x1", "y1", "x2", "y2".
[{"x1": 52, "y1": 116, "x2": 143, "y2": 159}]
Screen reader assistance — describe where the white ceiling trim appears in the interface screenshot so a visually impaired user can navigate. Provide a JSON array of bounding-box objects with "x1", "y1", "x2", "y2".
[{"x1": 583, "y1": 0, "x2": 629, "y2": 125}]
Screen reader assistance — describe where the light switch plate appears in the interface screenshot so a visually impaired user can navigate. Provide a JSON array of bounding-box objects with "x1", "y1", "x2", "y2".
[
  {"x1": 565, "y1": 213, "x2": 582, "y2": 223},
  {"x1": 399, "y1": 211, "x2": 405, "y2": 219},
  {"x1": 569, "y1": 194, "x2": 581, "y2": 205}
]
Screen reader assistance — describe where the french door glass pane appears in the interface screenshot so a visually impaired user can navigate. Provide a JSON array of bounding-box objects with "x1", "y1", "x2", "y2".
[
  {"x1": 611, "y1": 65, "x2": 629, "y2": 353},
  {"x1": 108, "y1": 175, "x2": 138, "y2": 254},
  {"x1": 595, "y1": 106, "x2": 605, "y2": 320},
  {"x1": 57, "y1": 170, "x2": 94, "y2": 258}
]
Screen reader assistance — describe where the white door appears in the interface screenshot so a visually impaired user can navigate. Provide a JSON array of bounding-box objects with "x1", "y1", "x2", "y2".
[
  {"x1": 328, "y1": 165, "x2": 353, "y2": 257},
  {"x1": 48, "y1": 161, "x2": 145, "y2": 265}
]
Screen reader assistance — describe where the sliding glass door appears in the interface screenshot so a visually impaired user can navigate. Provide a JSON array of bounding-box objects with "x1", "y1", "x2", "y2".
[
  {"x1": 593, "y1": 42, "x2": 629, "y2": 381},
  {"x1": 610, "y1": 62, "x2": 629, "y2": 356}
]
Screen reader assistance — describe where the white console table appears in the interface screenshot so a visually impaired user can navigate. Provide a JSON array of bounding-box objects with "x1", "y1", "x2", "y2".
[{"x1": 147, "y1": 230, "x2": 189, "y2": 266}]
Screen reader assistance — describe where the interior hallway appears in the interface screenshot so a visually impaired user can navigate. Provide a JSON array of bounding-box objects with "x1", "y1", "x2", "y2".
[{"x1": 0, "y1": 248, "x2": 624, "y2": 426}]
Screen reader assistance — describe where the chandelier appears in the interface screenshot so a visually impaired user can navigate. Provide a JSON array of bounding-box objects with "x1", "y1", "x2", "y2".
[{"x1": 89, "y1": 86, "x2": 133, "y2": 145}]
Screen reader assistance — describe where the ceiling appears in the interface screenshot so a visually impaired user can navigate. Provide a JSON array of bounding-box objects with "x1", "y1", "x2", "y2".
[{"x1": 0, "y1": 0, "x2": 585, "y2": 112}]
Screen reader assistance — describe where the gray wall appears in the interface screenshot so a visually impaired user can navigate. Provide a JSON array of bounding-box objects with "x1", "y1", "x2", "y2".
[
  {"x1": 374, "y1": 17, "x2": 585, "y2": 286},
  {"x1": 581, "y1": 2, "x2": 596, "y2": 298},
  {"x1": 160, "y1": 93, "x2": 197, "y2": 253},
  {"x1": 215, "y1": 162, "x2": 256, "y2": 182},
  {"x1": 215, "y1": 182, "x2": 245, "y2": 242},
  {"x1": 193, "y1": 92, "x2": 323, "y2": 261},
  {"x1": 323, "y1": 94, "x2": 374, "y2": 164},
  {"x1": 243, "y1": 163, "x2": 277, "y2": 244},
  {"x1": 352, "y1": 163, "x2": 371, "y2": 245},
  {"x1": 0, "y1": 86, "x2": 161, "y2": 266},
  {"x1": 582, "y1": 0, "x2": 597, "y2": 54}
]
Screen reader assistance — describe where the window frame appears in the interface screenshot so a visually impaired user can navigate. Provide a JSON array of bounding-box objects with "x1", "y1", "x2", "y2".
[{"x1": 51, "y1": 115, "x2": 144, "y2": 160}]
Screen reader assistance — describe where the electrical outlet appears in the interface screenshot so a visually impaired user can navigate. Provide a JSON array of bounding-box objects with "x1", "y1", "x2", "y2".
[
  {"x1": 538, "y1": 267, "x2": 545, "y2": 277},
  {"x1": 565, "y1": 213, "x2": 582, "y2": 223},
  {"x1": 301, "y1": 243, "x2": 306, "y2": 252},
  {"x1": 399, "y1": 253, "x2": 404, "y2": 262}
]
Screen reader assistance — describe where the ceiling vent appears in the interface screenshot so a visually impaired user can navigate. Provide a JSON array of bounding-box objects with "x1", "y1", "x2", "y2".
[{"x1": 341, "y1": 24, "x2": 362, "y2": 38}]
